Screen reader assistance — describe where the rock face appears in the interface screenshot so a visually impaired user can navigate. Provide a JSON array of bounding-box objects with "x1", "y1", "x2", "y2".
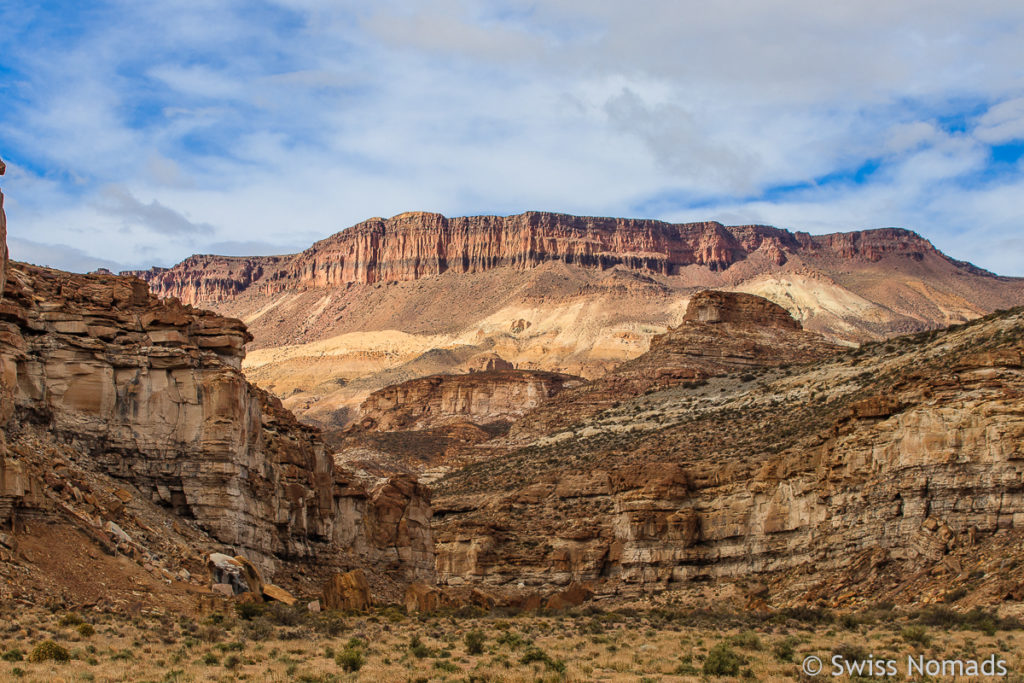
[
  {"x1": 432, "y1": 300, "x2": 1024, "y2": 605},
  {"x1": 126, "y1": 212, "x2": 956, "y2": 305},
  {"x1": 357, "y1": 370, "x2": 583, "y2": 432},
  {"x1": 0, "y1": 262, "x2": 433, "y2": 584},
  {"x1": 122, "y1": 211, "x2": 1024, "y2": 431},
  {"x1": 509, "y1": 291, "x2": 841, "y2": 440},
  {"x1": 681, "y1": 289, "x2": 800, "y2": 328}
]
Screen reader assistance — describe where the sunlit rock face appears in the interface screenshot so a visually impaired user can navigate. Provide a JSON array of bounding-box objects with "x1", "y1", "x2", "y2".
[{"x1": 0, "y1": 262, "x2": 433, "y2": 581}]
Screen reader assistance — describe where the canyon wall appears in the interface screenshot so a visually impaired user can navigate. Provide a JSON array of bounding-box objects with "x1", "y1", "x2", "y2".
[
  {"x1": 126, "y1": 212, "x2": 950, "y2": 305},
  {"x1": 432, "y1": 297, "x2": 1024, "y2": 603},
  {"x1": 0, "y1": 262, "x2": 433, "y2": 581}
]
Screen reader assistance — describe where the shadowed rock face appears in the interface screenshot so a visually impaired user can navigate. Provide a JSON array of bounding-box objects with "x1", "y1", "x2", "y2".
[
  {"x1": 681, "y1": 289, "x2": 801, "y2": 329},
  {"x1": 0, "y1": 262, "x2": 433, "y2": 583},
  {"x1": 126, "y1": 212, "x2": 948, "y2": 304}
]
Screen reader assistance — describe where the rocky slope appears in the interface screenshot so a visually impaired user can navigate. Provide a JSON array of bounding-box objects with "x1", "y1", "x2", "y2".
[
  {"x1": 429, "y1": 295, "x2": 1024, "y2": 607},
  {"x1": 123, "y1": 212, "x2": 1024, "y2": 429},
  {"x1": 0, "y1": 259, "x2": 433, "y2": 601}
]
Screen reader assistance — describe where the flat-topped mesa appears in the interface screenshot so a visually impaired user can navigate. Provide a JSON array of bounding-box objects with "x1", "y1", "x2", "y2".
[
  {"x1": 125, "y1": 211, "x2": 949, "y2": 305},
  {"x1": 681, "y1": 290, "x2": 801, "y2": 329}
]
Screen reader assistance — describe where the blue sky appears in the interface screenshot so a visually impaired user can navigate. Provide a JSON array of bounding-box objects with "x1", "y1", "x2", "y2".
[{"x1": 2, "y1": 1, "x2": 1024, "y2": 275}]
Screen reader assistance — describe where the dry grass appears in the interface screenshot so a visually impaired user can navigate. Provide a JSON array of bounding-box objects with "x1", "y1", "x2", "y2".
[{"x1": 0, "y1": 603, "x2": 1022, "y2": 682}]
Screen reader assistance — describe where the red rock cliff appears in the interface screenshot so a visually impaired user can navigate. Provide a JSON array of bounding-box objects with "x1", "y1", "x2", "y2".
[{"x1": 125, "y1": 212, "x2": 947, "y2": 305}]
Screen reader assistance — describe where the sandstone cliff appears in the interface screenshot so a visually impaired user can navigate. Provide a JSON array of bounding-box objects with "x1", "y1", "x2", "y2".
[
  {"x1": 356, "y1": 370, "x2": 583, "y2": 432},
  {"x1": 431, "y1": 297, "x2": 1024, "y2": 607},
  {"x1": 0, "y1": 262, "x2": 433, "y2": 590},
  {"x1": 122, "y1": 211, "x2": 1024, "y2": 431},
  {"x1": 126, "y1": 212, "x2": 970, "y2": 304}
]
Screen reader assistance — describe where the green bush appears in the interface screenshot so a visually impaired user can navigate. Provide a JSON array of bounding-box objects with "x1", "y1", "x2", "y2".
[
  {"x1": 28, "y1": 641, "x2": 70, "y2": 663},
  {"x1": 729, "y1": 630, "x2": 762, "y2": 650},
  {"x1": 703, "y1": 642, "x2": 744, "y2": 677},
  {"x1": 1, "y1": 648, "x2": 24, "y2": 662},
  {"x1": 76, "y1": 623, "x2": 95, "y2": 638},
  {"x1": 335, "y1": 648, "x2": 364, "y2": 672},
  {"x1": 772, "y1": 637, "x2": 797, "y2": 662},
  {"x1": 901, "y1": 625, "x2": 931, "y2": 647},
  {"x1": 58, "y1": 613, "x2": 84, "y2": 627},
  {"x1": 410, "y1": 634, "x2": 431, "y2": 658},
  {"x1": 465, "y1": 629, "x2": 486, "y2": 655},
  {"x1": 520, "y1": 646, "x2": 566, "y2": 673}
]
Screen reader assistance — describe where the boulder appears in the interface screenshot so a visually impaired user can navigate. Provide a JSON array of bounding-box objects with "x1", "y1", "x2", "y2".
[
  {"x1": 233, "y1": 555, "x2": 264, "y2": 601},
  {"x1": 262, "y1": 583, "x2": 297, "y2": 606},
  {"x1": 544, "y1": 582, "x2": 594, "y2": 610},
  {"x1": 322, "y1": 569, "x2": 372, "y2": 611},
  {"x1": 207, "y1": 553, "x2": 248, "y2": 595},
  {"x1": 405, "y1": 582, "x2": 442, "y2": 613}
]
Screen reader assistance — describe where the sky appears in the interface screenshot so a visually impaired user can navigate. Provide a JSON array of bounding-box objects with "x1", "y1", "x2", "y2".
[{"x1": 1, "y1": 1, "x2": 1023, "y2": 275}]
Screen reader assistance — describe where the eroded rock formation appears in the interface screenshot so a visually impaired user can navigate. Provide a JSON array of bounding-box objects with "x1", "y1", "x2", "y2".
[
  {"x1": 0, "y1": 262, "x2": 433, "y2": 584},
  {"x1": 357, "y1": 370, "x2": 583, "y2": 432},
  {"x1": 432, "y1": 297, "x2": 1024, "y2": 606},
  {"x1": 126, "y1": 212, "x2": 957, "y2": 305}
]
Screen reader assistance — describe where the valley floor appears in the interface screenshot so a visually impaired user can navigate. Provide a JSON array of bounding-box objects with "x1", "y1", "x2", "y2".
[{"x1": 1, "y1": 600, "x2": 1022, "y2": 682}]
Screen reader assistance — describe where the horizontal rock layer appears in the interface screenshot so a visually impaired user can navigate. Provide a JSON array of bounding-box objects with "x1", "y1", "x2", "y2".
[
  {"x1": 432, "y1": 304, "x2": 1024, "y2": 603},
  {"x1": 0, "y1": 263, "x2": 433, "y2": 582},
  {"x1": 356, "y1": 369, "x2": 584, "y2": 432},
  {"x1": 125, "y1": 212, "x2": 951, "y2": 305}
]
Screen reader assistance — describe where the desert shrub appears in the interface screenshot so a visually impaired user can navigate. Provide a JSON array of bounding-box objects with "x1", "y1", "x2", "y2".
[
  {"x1": 310, "y1": 612, "x2": 345, "y2": 636},
  {"x1": 58, "y1": 613, "x2": 84, "y2": 627},
  {"x1": 729, "y1": 630, "x2": 762, "y2": 650},
  {"x1": 520, "y1": 646, "x2": 565, "y2": 672},
  {"x1": 410, "y1": 634, "x2": 431, "y2": 658},
  {"x1": 775, "y1": 606, "x2": 834, "y2": 625},
  {"x1": 834, "y1": 642, "x2": 867, "y2": 662},
  {"x1": 773, "y1": 637, "x2": 798, "y2": 662},
  {"x1": 266, "y1": 602, "x2": 304, "y2": 627},
  {"x1": 703, "y1": 642, "x2": 744, "y2": 677},
  {"x1": 335, "y1": 648, "x2": 364, "y2": 672},
  {"x1": 241, "y1": 617, "x2": 275, "y2": 641},
  {"x1": 901, "y1": 625, "x2": 931, "y2": 647},
  {"x1": 197, "y1": 625, "x2": 224, "y2": 643},
  {"x1": 223, "y1": 653, "x2": 241, "y2": 669},
  {"x1": 1, "y1": 648, "x2": 24, "y2": 662},
  {"x1": 28, "y1": 640, "x2": 70, "y2": 663},
  {"x1": 77, "y1": 623, "x2": 95, "y2": 638},
  {"x1": 434, "y1": 660, "x2": 460, "y2": 672},
  {"x1": 201, "y1": 652, "x2": 219, "y2": 665},
  {"x1": 234, "y1": 601, "x2": 265, "y2": 621},
  {"x1": 703, "y1": 642, "x2": 743, "y2": 676},
  {"x1": 495, "y1": 631, "x2": 529, "y2": 649},
  {"x1": 465, "y1": 629, "x2": 486, "y2": 655}
]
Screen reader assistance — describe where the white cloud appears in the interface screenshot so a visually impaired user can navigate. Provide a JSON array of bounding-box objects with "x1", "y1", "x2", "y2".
[{"x1": 1, "y1": 0, "x2": 1024, "y2": 276}]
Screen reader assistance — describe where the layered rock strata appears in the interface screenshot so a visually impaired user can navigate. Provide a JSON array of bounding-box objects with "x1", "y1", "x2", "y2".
[
  {"x1": 127, "y1": 212, "x2": 963, "y2": 305},
  {"x1": 0, "y1": 262, "x2": 432, "y2": 582},
  {"x1": 356, "y1": 370, "x2": 583, "y2": 432},
  {"x1": 510, "y1": 291, "x2": 842, "y2": 440},
  {"x1": 432, "y1": 300, "x2": 1024, "y2": 605}
]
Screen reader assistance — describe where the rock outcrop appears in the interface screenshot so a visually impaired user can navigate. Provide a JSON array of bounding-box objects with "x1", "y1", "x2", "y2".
[
  {"x1": 681, "y1": 289, "x2": 800, "y2": 328},
  {"x1": 0, "y1": 262, "x2": 433, "y2": 585},
  {"x1": 431, "y1": 301, "x2": 1024, "y2": 606},
  {"x1": 509, "y1": 291, "x2": 842, "y2": 440},
  {"x1": 126, "y1": 212, "x2": 957, "y2": 305},
  {"x1": 357, "y1": 370, "x2": 583, "y2": 432}
]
